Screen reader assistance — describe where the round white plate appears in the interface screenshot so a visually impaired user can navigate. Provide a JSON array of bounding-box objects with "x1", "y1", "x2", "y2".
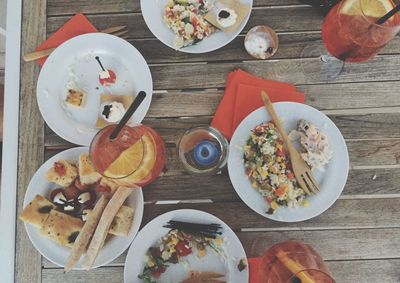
[
  {"x1": 37, "y1": 33, "x2": 153, "y2": 146},
  {"x1": 124, "y1": 209, "x2": 249, "y2": 283},
  {"x1": 23, "y1": 147, "x2": 144, "y2": 269},
  {"x1": 141, "y1": 0, "x2": 253, "y2": 53},
  {"x1": 228, "y1": 102, "x2": 349, "y2": 222}
]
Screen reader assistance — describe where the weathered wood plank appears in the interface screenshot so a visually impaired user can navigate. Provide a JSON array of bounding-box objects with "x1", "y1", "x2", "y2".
[
  {"x1": 47, "y1": 0, "x2": 304, "y2": 16},
  {"x1": 41, "y1": 259, "x2": 400, "y2": 283},
  {"x1": 15, "y1": 1, "x2": 47, "y2": 283},
  {"x1": 42, "y1": 227, "x2": 400, "y2": 268},
  {"x1": 47, "y1": 7, "x2": 323, "y2": 38},
  {"x1": 127, "y1": 33, "x2": 400, "y2": 63},
  {"x1": 148, "y1": 56, "x2": 400, "y2": 90},
  {"x1": 45, "y1": 109, "x2": 400, "y2": 150}
]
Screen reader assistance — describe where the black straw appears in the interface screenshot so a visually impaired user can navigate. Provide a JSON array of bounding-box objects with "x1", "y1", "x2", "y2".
[
  {"x1": 377, "y1": 3, "x2": 400, "y2": 25},
  {"x1": 109, "y1": 91, "x2": 147, "y2": 140},
  {"x1": 95, "y1": 56, "x2": 106, "y2": 71}
]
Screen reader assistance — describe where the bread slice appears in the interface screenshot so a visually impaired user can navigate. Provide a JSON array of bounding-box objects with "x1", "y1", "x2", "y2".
[
  {"x1": 40, "y1": 210, "x2": 84, "y2": 248},
  {"x1": 83, "y1": 205, "x2": 135, "y2": 237},
  {"x1": 46, "y1": 160, "x2": 78, "y2": 187},
  {"x1": 19, "y1": 195, "x2": 55, "y2": 228},
  {"x1": 109, "y1": 205, "x2": 135, "y2": 236},
  {"x1": 78, "y1": 153, "x2": 102, "y2": 185},
  {"x1": 65, "y1": 89, "x2": 86, "y2": 108},
  {"x1": 95, "y1": 94, "x2": 133, "y2": 128}
]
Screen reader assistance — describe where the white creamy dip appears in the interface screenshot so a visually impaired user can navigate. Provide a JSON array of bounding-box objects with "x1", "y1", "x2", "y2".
[
  {"x1": 217, "y1": 8, "x2": 238, "y2": 28},
  {"x1": 101, "y1": 101, "x2": 126, "y2": 123}
]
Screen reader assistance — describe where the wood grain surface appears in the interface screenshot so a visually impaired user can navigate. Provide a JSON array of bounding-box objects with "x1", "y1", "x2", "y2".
[{"x1": 13, "y1": 0, "x2": 400, "y2": 282}]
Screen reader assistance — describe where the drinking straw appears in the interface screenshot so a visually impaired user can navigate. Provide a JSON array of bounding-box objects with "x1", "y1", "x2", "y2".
[
  {"x1": 109, "y1": 91, "x2": 147, "y2": 140},
  {"x1": 377, "y1": 3, "x2": 400, "y2": 25}
]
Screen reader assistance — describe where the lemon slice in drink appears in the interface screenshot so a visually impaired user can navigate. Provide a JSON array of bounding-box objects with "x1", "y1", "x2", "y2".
[
  {"x1": 341, "y1": 0, "x2": 394, "y2": 18},
  {"x1": 104, "y1": 139, "x2": 145, "y2": 178}
]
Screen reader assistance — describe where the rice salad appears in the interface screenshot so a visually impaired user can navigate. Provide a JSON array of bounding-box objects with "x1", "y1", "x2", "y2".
[
  {"x1": 243, "y1": 122, "x2": 307, "y2": 214},
  {"x1": 164, "y1": 0, "x2": 216, "y2": 49}
]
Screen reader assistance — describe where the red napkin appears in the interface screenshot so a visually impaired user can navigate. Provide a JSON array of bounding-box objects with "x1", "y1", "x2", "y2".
[
  {"x1": 35, "y1": 13, "x2": 98, "y2": 66},
  {"x1": 248, "y1": 257, "x2": 262, "y2": 283},
  {"x1": 211, "y1": 69, "x2": 305, "y2": 140}
]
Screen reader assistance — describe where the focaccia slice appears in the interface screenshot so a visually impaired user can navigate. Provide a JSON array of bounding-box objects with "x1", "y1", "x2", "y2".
[
  {"x1": 19, "y1": 195, "x2": 55, "y2": 228},
  {"x1": 40, "y1": 210, "x2": 84, "y2": 248},
  {"x1": 46, "y1": 160, "x2": 78, "y2": 187},
  {"x1": 78, "y1": 153, "x2": 102, "y2": 185}
]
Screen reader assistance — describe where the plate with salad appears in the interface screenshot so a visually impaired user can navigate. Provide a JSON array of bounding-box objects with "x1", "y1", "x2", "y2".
[
  {"x1": 141, "y1": 0, "x2": 253, "y2": 53},
  {"x1": 124, "y1": 209, "x2": 249, "y2": 282},
  {"x1": 228, "y1": 102, "x2": 349, "y2": 222}
]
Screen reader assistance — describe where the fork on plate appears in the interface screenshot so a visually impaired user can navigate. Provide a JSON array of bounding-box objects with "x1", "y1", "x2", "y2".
[
  {"x1": 23, "y1": 25, "x2": 129, "y2": 62},
  {"x1": 260, "y1": 91, "x2": 320, "y2": 195}
]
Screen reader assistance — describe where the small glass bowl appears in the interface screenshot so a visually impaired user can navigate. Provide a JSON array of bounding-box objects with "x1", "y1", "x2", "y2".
[
  {"x1": 245, "y1": 25, "x2": 279, "y2": 60},
  {"x1": 178, "y1": 126, "x2": 229, "y2": 175}
]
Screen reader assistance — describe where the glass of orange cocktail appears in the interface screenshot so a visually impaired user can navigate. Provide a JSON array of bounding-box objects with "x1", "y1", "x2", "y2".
[
  {"x1": 90, "y1": 124, "x2": 166, "y2": 187},
  {"x1": 257, "y1": 241, "x2": 335, "y2": 283},
  {"x1": 322, "y1": 0, "x2": 400, "y2": 62}
]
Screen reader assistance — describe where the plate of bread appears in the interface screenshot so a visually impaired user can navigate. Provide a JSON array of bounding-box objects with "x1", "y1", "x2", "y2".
[
  {"x1": 19, "y1": 146, "x2": 144, "y2": 270},
  {"x1": 36, "y1": 33, "x2": 153, "y2": 146}
]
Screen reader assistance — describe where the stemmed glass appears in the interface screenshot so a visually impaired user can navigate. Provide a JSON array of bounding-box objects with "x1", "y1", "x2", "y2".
[{"x1": 301, "y1": 0, "x2": 400, "y2": 82}]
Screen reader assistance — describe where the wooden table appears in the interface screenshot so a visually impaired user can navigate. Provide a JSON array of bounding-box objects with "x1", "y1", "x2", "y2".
[{"x1": 15, "y1": 1, "x2": 400, "y2": 282}]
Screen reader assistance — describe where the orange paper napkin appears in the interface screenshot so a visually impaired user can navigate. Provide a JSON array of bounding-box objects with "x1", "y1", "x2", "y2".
[
  {"x1": 248, "y1": 257, "x2": 262, "y2": 283},
  {"x1": 211, "y1": 69, "x2": 305, "y2": 140},
  {"x1": 35, "y1": 13, "x2": 98, "y2": 66}
]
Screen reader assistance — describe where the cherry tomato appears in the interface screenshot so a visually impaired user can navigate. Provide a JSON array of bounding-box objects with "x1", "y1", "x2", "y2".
[
  {"x1": 75, "y1": 178, "x2": 89, "y2": 191},
  {"x1": 276, "y1": 149, "x2": 285, "y2": 157},
  {"x1": 264, "y1": 196, "x2": 273, "y2": 204},
  {"x1": 99, "y1": 69, "x2": 116, "y2": 86},
  {"x1": 176, "y1": 240, "x2": 192, "y2": 257},
  {"x1": 287, "y1": 172, "x2": 295, "y2": 180},
  {"x1": 54, "y1": 162, "x2": 66, "y2": 176},
  {"x1": 274, "y1": 186, "x2": 286, "y2": 197},
  {"x1": 151, "y1": 266, "x2": 166, "y2": 278}
]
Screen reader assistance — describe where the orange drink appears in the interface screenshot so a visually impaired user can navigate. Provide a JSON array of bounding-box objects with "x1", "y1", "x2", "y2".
[
  {"x1": 90, "y1": 124, "x2": 166, "y2": 187},
  {"x1": 322, "y1": 0, "x2": 400, "y2": 62}
]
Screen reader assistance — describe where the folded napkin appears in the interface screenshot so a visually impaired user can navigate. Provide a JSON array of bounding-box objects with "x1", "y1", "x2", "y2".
[
  {"x1": 211, "y1": 69, "x2": 305, "y2": 140},
  {"x1": 35, "y1": 13, "x2": 98, "y2": 66},
  {"x1": 248, "y1": 257, "x2": 262, "y2": 283}
]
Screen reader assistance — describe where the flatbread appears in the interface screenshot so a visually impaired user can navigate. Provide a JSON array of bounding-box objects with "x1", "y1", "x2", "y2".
[
  {"x1": 19, "y1": 195, "x2": 55, "y2": 228},
  {"x1": 81, "y1": 187, "x2": 134, "y2": 269},
  {"x1": 95, "y1": 94, "x2": 134, "y2": 128},
  {"x1": 39, "y1": 210, "x2": 83, "y2": 248},
  {"x1": 64, "y1": 195, "x2": 109, "y2": 272},
  {"x1": 46, "y1": 160, "x2": 78, "y2": 187},
  {"x1": 204, "y1": 0, "x2": 250, "y2": 33}
]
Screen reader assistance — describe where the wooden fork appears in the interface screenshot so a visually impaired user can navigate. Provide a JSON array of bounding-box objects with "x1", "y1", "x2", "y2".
[
  {"x1": 23, "y1": 25, "x2": 129, "y2": 62},
  {"x1": 260, "y1": 91, "x2": 320, "y2": 195}
]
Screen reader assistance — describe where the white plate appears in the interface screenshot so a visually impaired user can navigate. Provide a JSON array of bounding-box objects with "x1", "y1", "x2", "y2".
[
  {"x1": 37, "y1": 33, "x2": 153, "y2": 146},
  {"x1": 141, "y1": 0, "x2": 253, "y2": 53},
  {"x1": 124, "y1": 209, "x2": 249, "y2": 283},
  {"x1": 23, "y1": 147, "x2": 144, "y2": 269},
  {"x1": 228, "y1": 102, "x2": 349, "y2": 222}
]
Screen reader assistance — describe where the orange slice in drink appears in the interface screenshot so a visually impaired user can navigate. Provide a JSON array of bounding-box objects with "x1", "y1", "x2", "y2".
[
  {"x1": 341, "y1": 0, "x2": 394, "y2": 18},
  {"x1": 104, "y1": 138, "x2": 145, "y2": 178},
  {"x1": 110, "y1": 133, "x2": 156, "y2": 186}
]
